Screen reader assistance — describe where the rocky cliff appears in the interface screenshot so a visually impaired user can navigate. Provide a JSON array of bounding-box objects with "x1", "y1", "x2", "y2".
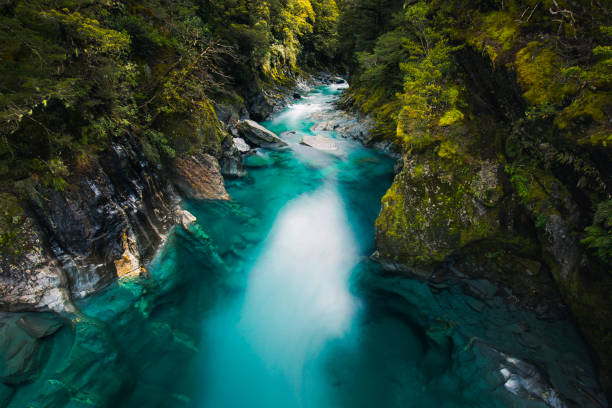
[
  {"x1": 0, "y1": 73, "x2": 328, "y2": 314},
  {"x1": 372, "y1": 44, "x2": 612, "y2": 395},
  {"x1": 0, "y1": 139, "x2": 225, "y2": 313}
]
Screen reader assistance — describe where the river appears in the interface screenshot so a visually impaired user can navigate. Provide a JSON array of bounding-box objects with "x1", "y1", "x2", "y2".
[{"x1": 6, "y1": 83, "x2": 604, "y2": 408}]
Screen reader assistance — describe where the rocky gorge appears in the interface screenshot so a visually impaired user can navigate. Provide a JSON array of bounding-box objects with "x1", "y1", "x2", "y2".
[
  {"x1": 1, "y1": 72, "x2": 610, "y2": 408},
  {"x1": 1, "y1": 0, "x2": 612, "y2": 406},
  {"x1": 0, "y1": 72, "x2": 333, "y2": 314}
]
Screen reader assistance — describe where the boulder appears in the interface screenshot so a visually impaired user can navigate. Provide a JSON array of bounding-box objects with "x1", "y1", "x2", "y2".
[
  {"x1": 300, "y1": 135, "x2": 338, "y2": 151},
  {"x1": 236, "y1": 120, "x2": 287, "y2": 147},
  {"x1": 173, "y1": 153, "x2": 230, "y2": 201},
  {"x1": 178, "y1": 210, "x2": 197, "y2": 229},
  {"x1": 221, "y1": 157, "x2": 247, "y2": 178},
  {"x1": 220, "y1": 136, "x2": 247, "y2": 179},
  {"x1": 16, "y1": 314, "x2": 63, "y2": 339},
  {"x1": 0, "y1": 313, "x2": 62, "y2": 385},
  {"x1": 233, "y1": 137, "x2": 250, "y2": 153}
]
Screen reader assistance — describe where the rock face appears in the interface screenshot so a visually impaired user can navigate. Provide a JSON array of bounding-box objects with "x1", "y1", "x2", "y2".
[
  {"x1": 1, "y1": 73, "x2": 318, "y2": 314},
  {"x1": 1, "y1": 144, "x2": 229, "y2": 313},
  {"x1": 1, "y1": 137, "x2": 180, "y2": 312},
  {"x1": 373, "y1": 47, "x2": 612, "y2": 395},
  {"x1": 376, "y1": 154, "x2": 507, "y2": 267},
  {"x1": 173, "y1": 153, "x2": 230, "y2": 201},
  {"x1": 236, "y1": 120, "x2": 287, "y2": 147}
]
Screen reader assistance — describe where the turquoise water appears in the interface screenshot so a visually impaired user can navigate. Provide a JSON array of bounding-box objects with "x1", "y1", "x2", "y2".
[{"x1": 6, "y1": 85, "x2": 603, "y2": 408}]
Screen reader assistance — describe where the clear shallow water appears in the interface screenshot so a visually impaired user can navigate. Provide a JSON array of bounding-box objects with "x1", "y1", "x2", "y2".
[{"x1": 6, "y1": 85, "x2": 604, "y2": 408}]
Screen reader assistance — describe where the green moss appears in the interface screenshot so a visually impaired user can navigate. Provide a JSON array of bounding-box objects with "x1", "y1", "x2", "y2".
[
  {"x1": 467, "y1": 12, "x2": 519, "y2": 65},
  {"x1": 515, "y1": 41, "x2": 577, "y2": 106},
  {"x1": 555, "y1": 91, "x2": 612, "y2": 146},
  {"x1": 436, "y1": 140, "x2": 459, "y2": 159},
  {"x1": 376, "y1": 150, "x2": 502, "y2": 267},
  {"x1": 0, "y1": 193, "x2": 29, "y2": 260},
  {"x1": 438, "y1": 109, "x2": 464, "y2": 127},
  {"x1": 582, "y1": 199, "x2": 612, "y2": 266}
]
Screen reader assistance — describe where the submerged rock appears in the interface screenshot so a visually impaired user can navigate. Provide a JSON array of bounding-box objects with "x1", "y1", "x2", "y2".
[
  {"x1": 236, "y1": 120, "x2": 287, "y2": 147},
  {"x1": 173, "y1": 153, "x2": 230, "y2": 201},
  {"x1": 16, "y1": 314, "x2": 62, "y2": 339},
  {"x1": 300, "y1": 135, "x2": 339, "y2": 151},
  {"x1": 243, "y1": 151, "x2": 273, "y2": 168},
  {"x1": 0, "y1": 313, "x2": 62, "y2": 385}
]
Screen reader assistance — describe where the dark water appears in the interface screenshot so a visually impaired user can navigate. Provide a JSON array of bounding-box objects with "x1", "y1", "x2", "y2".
[{"x1": 6, "y1": 85, "x2": 604, "y2": 408}]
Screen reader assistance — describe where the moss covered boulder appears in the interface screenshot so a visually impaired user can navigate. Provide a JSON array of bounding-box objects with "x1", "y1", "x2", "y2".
[{"x1": 376, "y1": 142, "x2": 505, "y2": 270}]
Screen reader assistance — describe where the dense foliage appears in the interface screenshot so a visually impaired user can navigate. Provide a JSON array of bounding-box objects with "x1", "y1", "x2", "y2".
[
  {"x1": 340, "y1": 0, "x2": 611, "y2": 264},
  {"x1": 0, "y1": 0, "x2": 340, "y2": 195},
  {"x1": 338, "y1": 0, "x2": 612, "y2": 391},
  {"x1": 0, "y1": 0, "x2": 340, "y2": 256},
  {"x1": 1, "y1": 0, "x2": 612, "y2": 395}
]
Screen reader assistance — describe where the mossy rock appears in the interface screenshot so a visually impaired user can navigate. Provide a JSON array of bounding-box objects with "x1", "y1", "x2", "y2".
[
  {"x1": 465, "y1": 11, "x2": 519, "y2": 66},
  {"x1": 513, "y1": 41, "x2": 583, "y2": 108},
  {"x1": 375, "y1": 149, "x2": 505, "y2": 267},
  {"x1": 0, "y1": 193, "x2": 30, "y2": 261},
  {"x1": 157, "y1": 100, "x2": 225, "y2": 158},
  {"x1": 555, "y1": 91, "x2": 612, "y2": 148}
]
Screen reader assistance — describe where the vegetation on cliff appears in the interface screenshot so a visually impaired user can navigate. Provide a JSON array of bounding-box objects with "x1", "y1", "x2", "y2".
[
  {"x1": 1, "y1": 0, "x2": 611, "y2": 398},
  {"x1": 338, "y1": 0, "x2": 612, "y2": 393},
  {"x1": 0, "y1": 0, "x2": 340, "y2": 259}
]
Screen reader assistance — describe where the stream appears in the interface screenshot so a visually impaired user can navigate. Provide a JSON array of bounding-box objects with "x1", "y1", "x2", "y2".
[{"x1": 5, "y1": 84, "x2": 605, "y2": 408}]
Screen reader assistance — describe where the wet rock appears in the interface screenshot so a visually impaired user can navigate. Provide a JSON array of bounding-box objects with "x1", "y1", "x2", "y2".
[
  {"x1": 173, "y1": 153, "x2": 230, "y2": 201},
  {"x1": 236, "y1": 120, "x2": 287, "y2": 147},
  {"x1": 233, "y1": 137, "x2": 250, "y2": 153},
  {"x1": 220, "y1": 157, "x2": 247, "y2": 179},
  {"x1": 219, "y1": 136, "x2": 247, "y2": 179},
  {"x1": 16, "y1": 314, "x2": 62, "y2": 339},
  {"x1": 498, "y1": 353, "x2": 566, "y2": 408},
  {"x1": 300, "y1": 135, "x2": 338, "y2": 151},
  {"x1": 293, "y1": 93, "x2": 302, "y2": 99},
  {"x1": 0, "y1": 313, "x2": 62, "y2": 385},
  {"x1": 310, "y1": 110, "x2": 375, "y2": 144},
  {"x1": 177, "y1": 210, "x2": 197, "y2": 229}
]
